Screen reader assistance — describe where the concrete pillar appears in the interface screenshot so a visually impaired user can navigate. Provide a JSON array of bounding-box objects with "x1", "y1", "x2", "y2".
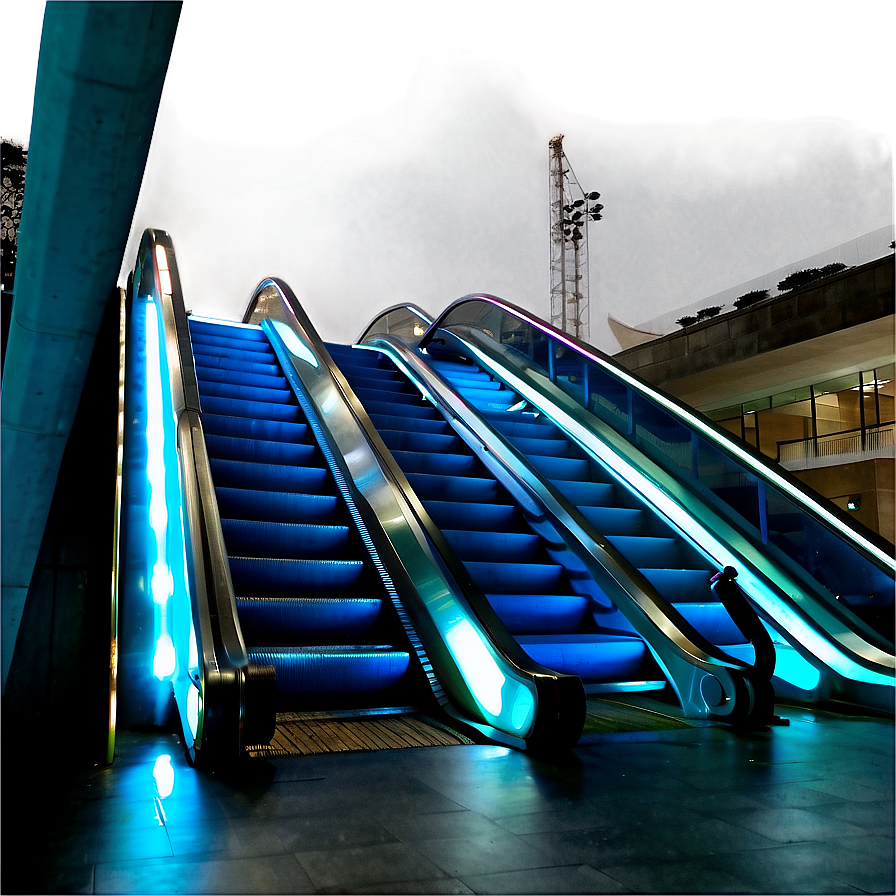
[{"x1": 2, "y1": 1, "x2": 182, "y2": 691}]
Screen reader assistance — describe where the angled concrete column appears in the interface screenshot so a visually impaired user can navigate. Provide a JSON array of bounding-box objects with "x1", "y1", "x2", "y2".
[{"x1": 2, "y1": 1, "x2": 181, "y2": 690}]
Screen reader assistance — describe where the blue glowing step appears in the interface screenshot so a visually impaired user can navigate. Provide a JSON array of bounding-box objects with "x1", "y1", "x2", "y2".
[
  {"x1": 246, "y1": 646, "x2": 410, "y2": 695},
  {"x1": 221, "y1": 520, "x2": 350, "y2": 559},
  {"x1": 389, "y1": 449, "x2": 476, "y2": 477},
  {"x1": 216, "y1": 487, "x2": 340, "y2": 524},
  {"x1": 199, "y1": 394, "x2": 302, "y2": 422},
  {"x1": 201, "y1": 413, "x2": 311, "y2": 444},
  {"x1": 454, "y1": 387, "x2": 517, "y2": 410},
  {"x1": 351, "y1": 385, "x2": 423, "y2": 405},
  {"x1": 578, "y1": 506, "x2": 645, "y2": 536},
  {"x1": 405, "y1": 471, "x2": 498, "y2": 503},
  {"x1": 462, "y1": 560, "x2": 564, "y2": 593},
  {"x1": 441, "y1": 529, "x2": 540, "y2": 563},
  {"x1": 358, "y1": 398, "x2": 439, "y2": 420},
  {"x1": 237, "y1": 596, "x2": 382, "y2": 639},
  {"x1": 527, "y1": 454, "x2": 591, "y2": 480},
  {"x1": 204, "y1": 434, "x2": 317, "y2": 466},
  {"x1": 550, "y1": 479, "x2": 617, "y2": 506},
  {"x1": 190, "y1": 318, "x2": 268, "y2": 341},
  {"x1": 377, "y1": 429, "x2": 458, "y2": 454},
  {"x1": 480, "y1": 412, "x2": 556, "y2": 440},
  {"x1": 429, "y1": 360, "x2": 485, "y2": 377},
  {"x1": 209, "y1": 458, "x2": 328, "y2": 493},
  {"x1": 229, "y1": 557, "x2": 364, "y2": 597},
  {"x1": 675, "y1": 603, "x2": 747, "y2": 645},
  {"x1": 191, "y1": 333, "x2": 276, "y2": 356},
  {"x1": 198, "y1": 379, "x2": 295, "y2": 405},
  {"x1": 640, "y1": 568, "x2": 712, "y2": 602},
  {"x1": 504, "y1": 434, "x2": 578, "y2": 458},
  {"x1": 605, "y1": 535, "x2": 683, "y2": 569},
  {"x1": 191, "y1": 351, "x2": 282, "y2": 378},
  {"x1": 487, "y1": 594, "x2": 589, "y2": 634},
  {"x1": 516, "y1": 634, "x2": 646, "y2": 680},
  {"x1": 195, "y1": 365, "x2": 288, "y2": 391},
  {"x1": 367, "y1": 412, "x2": 447, "y2": 434},
  {"x1": 424, "y1": 500, "x2": 519, "y2": 531}
]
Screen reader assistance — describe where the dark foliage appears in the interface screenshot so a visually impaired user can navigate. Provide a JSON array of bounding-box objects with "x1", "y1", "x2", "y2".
[{"x1": 733, "y1": 289, "x2": 769, "y2": 309}]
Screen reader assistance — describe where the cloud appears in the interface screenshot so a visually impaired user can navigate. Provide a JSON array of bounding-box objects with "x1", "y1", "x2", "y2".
[{"x1": 156, "y1": 29, "x2": 865, "y2": 199}]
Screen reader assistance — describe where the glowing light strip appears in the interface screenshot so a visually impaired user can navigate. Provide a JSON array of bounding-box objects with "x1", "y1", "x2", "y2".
[
  {"x1": 476, "y1": 297, "x2": 895, "y2": 572},
  {"x1": 457, "y1": 337, "x2": 893, "y2": 687},
  {"x1": 145, "y1": 300, "x2": 176, "y2": 681}
]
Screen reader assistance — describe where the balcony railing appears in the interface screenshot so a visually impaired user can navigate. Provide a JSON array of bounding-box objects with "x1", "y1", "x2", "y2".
[{"x1": 778, "y1": 423, "x2": 895, "y2": 469}]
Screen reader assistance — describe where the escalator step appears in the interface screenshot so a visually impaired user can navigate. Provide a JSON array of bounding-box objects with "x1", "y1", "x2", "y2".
[
  {"x1": 606, "y1": 535, "x2": 682, "y2": 568},
  {"x1": 578, "y1": 506, "x2": 645, "y2": 536},
  {"x1": 482, "y1": 413, "x2": 555, "y2": 440},
  {"x1": 487, "y1": 594, "x2": 589, "y2": 634},
  {"x1": 462, "y1": 560, "x2": 563, "y2": 592},
  {"x1": 197, "y1": 379, "x2": 294, "y2": 405},
  {"x1": 377, "y1": 429, "x2": 458, "y2": 454},
  {"x1": 189, "y1": 319, "x2": 268, "y2": 342},
  {"x1": 551, "y1": 479, "x2": 616, "y2": 506},
  {"x1": 229, "y1": 557, "x2": 365, "y2": 596},
  {"x1": 199, "y1": 394, "x2": 302, "y2": 422},
  {"x1": 202, "y1": 413, "x2": 311, "y2": 445},
  {"x1": 236, "y1": 596, "x2": 382, "y2": 639},
  {"x1": 528, "y1": 454, "x2": 591, "y2": 480},
  {"x1": 352, "y1": 385, "x2": 422, "y2": 405},
  {"x1": 191, "y1": 351, "x2": 282, "y2": 378},
  {"x1": 505, "y1": 434, "x2": 575, "y2": 457},
  {"x1": 209, "y1": 458, "x2": 328, "y2": 493},
  {"x1": 389, "y1": 449, "x2": 476, "y2": 476},
  {"x1": 441, "y1": 529, "x2": 540, "y2": 562},
  {"x1": 195, "y1": 364, "x2": 288, "y2": 391},
  {"x1": 423, "y1": 500, "x2": 519, "y2": 531},
  {"x1": 405, "y1": 471, "x2": 498, "y2": 503},
  {"x1": 367, "y1": 412, "x2": 448, "y2": 434},
  {"x1": 247, "y1": 646, "x2": 411, "y2": 695},
  {"x1": 216, "y1": 487, "x2": 340, "y2": 524},
  {"x1": 191, "y1": 333, "x2": 276, "y2": 355},
  {"x1": 220, "y1": 519, "x2": 350, "y2": 559},
  {"x1": 357, "y1": 398, "x2": 439, "y2": 420},
  {"x1": 204, "y1": 434, "x2": 317, "y2": 466},
  {"x1": 675, "y1": 603, "x2": 747, "y2": 645},
  {"x1": 516, "y1": 633, "x2": 646, "y2": 680},
  {"x1": 640, "y1": 567, "x2": 712, "y2": 602}
]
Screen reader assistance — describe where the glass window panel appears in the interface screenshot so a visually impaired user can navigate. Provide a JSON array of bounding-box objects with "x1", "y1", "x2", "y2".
[{"x1": 815, "y1": 372, "x2": 860, "y2": 396}]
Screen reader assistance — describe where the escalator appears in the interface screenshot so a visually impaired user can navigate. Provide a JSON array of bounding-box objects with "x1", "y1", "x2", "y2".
[
  {"x1": 122, "y1": 230, "x2": 586, "y2": 767},
  {"x1": 188, "y1": 318, "x2": 413, "y2": 707},
  {"x1": 323, "y1": 341, "x2": 654, "y2": 694},
  {"x1": 356, "y1": 297, "x2": 895, "y2": 714}
]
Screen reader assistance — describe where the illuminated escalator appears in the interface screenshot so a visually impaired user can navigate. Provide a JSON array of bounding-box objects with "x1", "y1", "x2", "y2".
[
  {"x1": 324, "y1": 340, "x2": 666, "y2": 694},
  {"x1": 359, "y1": 296, "x2": 894, "y2": 712},
  {"x1": 187, "y1": 318, "x2": 415, "y2": 708}
]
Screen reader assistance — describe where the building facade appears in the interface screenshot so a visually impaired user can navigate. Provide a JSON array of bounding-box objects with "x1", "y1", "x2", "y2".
[{"x1": 613, "y1": 253, "x2": 895, "y2": 542}]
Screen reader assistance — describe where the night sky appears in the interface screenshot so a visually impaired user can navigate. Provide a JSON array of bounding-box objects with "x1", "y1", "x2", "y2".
[{"x1": 6, "y1": 0, "x2": 894, "y2": 350}]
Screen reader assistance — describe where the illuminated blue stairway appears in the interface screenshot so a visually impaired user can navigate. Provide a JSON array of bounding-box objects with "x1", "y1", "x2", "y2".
[
  {"x1": 188, "y1": 319, "x2": 411, "y2": 704},
  {"x1": 426, "y1": 355, "x2": 756, "y2": 665},
  {"x1": 325, "y1": 342, "x2": 650, "y2": 688}
]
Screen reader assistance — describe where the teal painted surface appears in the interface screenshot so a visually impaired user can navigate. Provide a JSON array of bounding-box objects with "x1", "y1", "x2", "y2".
[{"x1": 1, "y1": 1, "x2": 181, "y2": 691}]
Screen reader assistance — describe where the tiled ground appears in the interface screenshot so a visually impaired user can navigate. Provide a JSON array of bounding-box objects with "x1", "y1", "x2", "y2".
[{"x1": 4, "y1": 704, "x2": 893, "y2": 894}]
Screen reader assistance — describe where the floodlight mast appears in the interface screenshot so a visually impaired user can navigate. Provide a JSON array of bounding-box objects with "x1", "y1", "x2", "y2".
[{"x1": 549, "y1": 135, "x2": 602, "y2": 343}]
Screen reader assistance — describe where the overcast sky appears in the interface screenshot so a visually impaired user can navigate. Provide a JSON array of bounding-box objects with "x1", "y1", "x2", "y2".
[{"x1": 6, "y1": 0, "x2": 895, "y2": 351}]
